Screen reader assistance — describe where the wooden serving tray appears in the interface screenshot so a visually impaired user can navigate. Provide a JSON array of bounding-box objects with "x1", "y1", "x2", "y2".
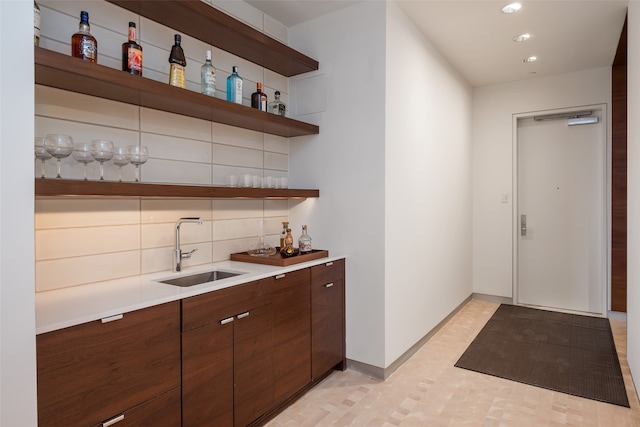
[{"x1": 230, "y1": 249, "x2": 329, "y2": 266}]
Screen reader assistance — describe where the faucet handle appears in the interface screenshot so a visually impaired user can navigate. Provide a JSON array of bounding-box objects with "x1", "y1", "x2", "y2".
[{"x1": 181, "y1": 248, "x2": 198, "y2": 259}]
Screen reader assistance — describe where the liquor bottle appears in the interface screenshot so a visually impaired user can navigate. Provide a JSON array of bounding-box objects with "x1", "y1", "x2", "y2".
[
  {"x1": 168, "y1": 34, "x2": 186, "y2": 88},
  {"x1": 226, "y1": 66, "x2": 243, "y2": 104},
  {"x1": 200, "y1": 50, "x2": 216, "y2": 96},
  {"x1": 34, "y1": 2, "x2": 41, "y2": 47},
  {"x1": 298, "y1": 225, "x2": 312, "y2": 254},
  {"x1": 281, "y1": 228, "x2": 296, "y2": 257},
  {"x1": 122, "y1": 22, "x2": 142, "y2": 75},
  {"x1": 71, "y1": 11, "x2": 97, "y2": 63},
  {"x1": 280, "y1": 221, "x2": 289, "y2": 249},
  {"x1": 268, "y1": 90, "x2": 287, "y2": 116},
  {"x1": 251, "y1": 82, "x2": 267, "y2": 111}
]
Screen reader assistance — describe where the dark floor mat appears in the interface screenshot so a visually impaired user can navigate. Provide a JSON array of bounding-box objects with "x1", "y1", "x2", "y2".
[{"x1": 454, "y1": 304, "x2": 629, "y2": 407}]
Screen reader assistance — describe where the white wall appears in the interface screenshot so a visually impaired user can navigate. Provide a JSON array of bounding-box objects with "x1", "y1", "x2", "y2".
[
  {"x1": 288, "y1": 1, "x2": 387, "y2": 368},
  {"x1": 0, "y1": 1, "x2": 38, "y2": 426},
  {"x1": 289, "y1": 1, "x2": 473, "y2": 369},
  {"x1": 626, "y1": 0, "x2": 640, "y2": 396},
  {"x1": 384, "y1": 1, "x2": 473, "y2": 365},
  {"x1": 472, "y1": 67, "x2": 612, "y2": 298}
]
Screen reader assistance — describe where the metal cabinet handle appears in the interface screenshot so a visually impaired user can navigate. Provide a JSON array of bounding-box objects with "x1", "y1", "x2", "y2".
[
  {"x1": 237, "y1": 312, "x2": 250, "y2": 319},
  {"x1": 325, "y1": 283, "x2": 334, "y2": 288},
  {"x1": 521, "y1": 214, "x2": 527, "y2": 236},
  {"x1": 220, "y1": 316, "x2": 234, "y2": 325},
  {"x1": 101, "y1": 314, "x2": 123, "y2": 323},
  {"x1": 275, "y1": 274, "x2": 286, "y2": 279},
  {"x1": 103, "y1": 414, "x2": 125, "y2": 427},
  {"x1": 326, "y1": 261, "x2": 333, "y2": 266}
]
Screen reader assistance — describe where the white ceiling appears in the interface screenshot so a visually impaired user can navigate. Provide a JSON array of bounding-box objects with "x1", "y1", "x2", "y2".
[{"x1": 246, "y1": 0, "x2": 628, "y2": 87}]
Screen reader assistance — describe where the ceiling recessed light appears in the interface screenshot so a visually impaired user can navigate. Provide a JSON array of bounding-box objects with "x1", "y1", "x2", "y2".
[
  {"x1": 502, "y1": 3, "x2": 522, "y2": 14},
  {"x1": 523, "y1": 56, "x2": 537, "y2": 63},
  {"x1": 513, "y1": 33, "x2": 532, "y2": 42}
]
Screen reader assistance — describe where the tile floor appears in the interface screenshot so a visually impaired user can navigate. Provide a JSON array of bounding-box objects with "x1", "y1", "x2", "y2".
[{"x1": 267, "y1": 299, "x2": 640, "y2": 426}]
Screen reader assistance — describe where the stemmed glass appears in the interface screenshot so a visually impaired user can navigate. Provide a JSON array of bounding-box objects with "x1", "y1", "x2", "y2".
[
  {"x1": 72, "y1": 142, "x2": 94, "y2": 181},
  {"x1": 113, "y1": 146, "x2": 129, "y2": 182},
  {"x1": 34, "y1": 137, "x2": 52, "y2": 179},
  {"x1": 91, "y1": 140, "x2": 114, "y2": 181},
  {"x1": 126, "y1": 145, "x2": 149, "y2": 182},
  {"x1": 44, "y1": 134, "x2": 74, "y2": 179}
]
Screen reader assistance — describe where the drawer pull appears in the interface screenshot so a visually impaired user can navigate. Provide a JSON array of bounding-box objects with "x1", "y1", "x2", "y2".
[
  {"x1": 326, "y1": 261, "x2": 334, "y2": 266},
  {"x1": 101, "y1": 314, "x2": 123, "y2": 323},
  {"x1": 275, "y1": 274, "x2": 286, "y2": 279},
  {"x1": 325, "y1": 282, "x2": 334, "y2": 288},
  {"x1": 220, "y1": 317, "x2": 234, "y2": 325},
  {"x1": 103, "y1": 414, "x2": 125, "y2": 427},
  {"x1": 237, "y1": 311, "x2": 250, "y2": 319}
]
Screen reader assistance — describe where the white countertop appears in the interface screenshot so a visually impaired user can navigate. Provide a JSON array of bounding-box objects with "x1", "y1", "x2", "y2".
[{"x1": 36, "y1": 255, "x2": 345, "y2": 335}]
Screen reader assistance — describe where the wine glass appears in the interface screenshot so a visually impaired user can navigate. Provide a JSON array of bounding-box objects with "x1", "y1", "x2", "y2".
[
  {"x1": 91, "y1": 140, "x2": 114, "y2": 181},
  {"x1": 44, "y1": 134, "x2": 74, "y2": 179},
  {"x1": 113, "y1": 146, "x2": 129, "y2": 182},
  {"x1": 34, "y1": 137, "x2": 52, "y2": 179},
  {"x1": 72, "y1": 142, "x2": 94, "y2": 181},
  {"x1": 126, "y1": 145, "x2": 149, "y2": 182}
]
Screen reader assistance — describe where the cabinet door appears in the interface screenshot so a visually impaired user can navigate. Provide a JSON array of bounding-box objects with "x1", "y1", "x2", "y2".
[
  {"x1": 37, "y1": 301, "x2": 181, "y2": 427},
  {"x1": 234, "y1": 303, "x2": 274, "y2": 427},
  {"x1": 91, "y1": 387, "x2": 181, "y2": 427},
  {"x1": 182, "y1": 319, "x2": 234, "y2": 427},
  {"x1": 264, "y1": 269, "x2": 311, "y2": 405},
  {"x1": 311, "y1": 260, "x2": 346, "y2": 380}
]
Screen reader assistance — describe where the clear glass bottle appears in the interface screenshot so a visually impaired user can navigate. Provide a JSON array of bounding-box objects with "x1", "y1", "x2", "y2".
[
  {"x1": 298, "y1": 225, "x2": 312, "y2": 254},
  {"x1": 247, "y1": 219, "x2": 276, "y2": 257},
  {"x1": 122, "y1": 22, "x2": 142, "y2": 75},
  {"x1": 201, "y1": 50, "x2": 216, "y2": 96},
  {"x1": 71, "y1": 11, "x2": 97, "y2": 62},
  {"x1": 268, "y1": 90, "x2": 287, "y2": 117},
  {"x1": 251, "y1": 82, "x2": 267, "y2": 111},
  {"x1": 34, "y1": 2, "x2": 41, "y2": 47},
  {"x1": 226, "y1": 66, "x2": 243, "y2": 104},
  {"x1": 280, "y1": 221, "x2": 289, "y2": 249},
  {"x1": 168, "y1": 34, "x2": 186, "y2": 88}
]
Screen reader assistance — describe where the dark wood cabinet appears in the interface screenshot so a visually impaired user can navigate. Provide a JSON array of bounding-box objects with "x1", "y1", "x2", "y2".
[
  {"x1": 36, "y1": 301, "x2": 181, "y2": 427},
  {"x1": 262, "y1": 269, "x2": 312, "y2": 406},
  {"x1": 181, "y1": 281, "x2": 273, "y2": 427},
  {"x1": 91, "y1": 388, "x2": 182, "y2": 427},
  {"x1": 311, "y1": 259, "x2": 346, "y2": 380}
]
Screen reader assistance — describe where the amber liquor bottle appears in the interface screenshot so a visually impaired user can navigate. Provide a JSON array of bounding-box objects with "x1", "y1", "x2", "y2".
[
  {"x1": 168, "y1": 34, "x2": 186, "y2": 88},
  {"x1": 122, "y1": 22, "x2": 142, "y2": 75},
  {"x1": 71, "y1": 11, "x2": 97, "y2": 63},
  {"x1": 251, "y1": 82, "x2": 267, "y2": 111}
]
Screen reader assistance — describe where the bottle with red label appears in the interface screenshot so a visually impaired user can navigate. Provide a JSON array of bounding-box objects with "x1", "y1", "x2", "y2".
[{"x1": 122, "y1": 22, "x2": 142, "y2": 75}]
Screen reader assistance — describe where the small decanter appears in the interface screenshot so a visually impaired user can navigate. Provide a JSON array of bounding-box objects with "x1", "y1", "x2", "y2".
[
  {"x1": 280, "y1": 221, "x2": 289, "y2": 249},
  {"x1": 247, "y1": 219, "x2": 276, "y2": 257},
  {"x1": 280, "y1": 228, "x2": 297, "y2": 257}
]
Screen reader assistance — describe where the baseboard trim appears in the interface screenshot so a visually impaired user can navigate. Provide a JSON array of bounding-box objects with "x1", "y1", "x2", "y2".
[
  {"x1": 472, "y1": 292, "x2": 513, "y2": 305},
  {"x1": 347, "y1": 294, "x2": 474, "y2": 381}
]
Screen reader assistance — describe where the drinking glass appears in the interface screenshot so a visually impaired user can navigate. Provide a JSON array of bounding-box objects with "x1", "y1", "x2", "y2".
[
  {"x1": 113, "y1": 146, "x2": 129, "y2": 182},
  {"x1": 34, "y1": 137, "x2": 52, "y2": 179},
  {"x1": 90, "y1": 140, "x2": 114, "y2": 181},
  {"x1": 44, "y1": 134, "x2": 74, "y2": 179},
  {"x1": 126, "y1": 145, "x2": 149, "y2": 182},
  {"x1": 72, "y1": 142, "x2": 94, "y2": 181}
]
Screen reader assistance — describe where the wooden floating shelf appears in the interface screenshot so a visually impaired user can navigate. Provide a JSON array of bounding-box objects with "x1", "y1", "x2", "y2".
[
  {"x1": 107, "y1": 0, "x2": 318, "y2": 77},
  {"x1": 35, "y1": 179, "x2": 319, "y2": 199},
  {"x1": 35, "y1": 48, "x2": 319, "y2": 138}
]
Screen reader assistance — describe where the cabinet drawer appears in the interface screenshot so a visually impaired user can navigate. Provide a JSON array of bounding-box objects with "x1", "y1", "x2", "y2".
[
  {"x1": 92, "y1": 387, "x2": 181, "y2": 427},
  {"x1": 37, "y1": 301, "x2": 181, "y2": 427},
  {"x1": 311, "y1": 258, "x2": 345, "y2": 285},
  {"x1": 182, "y1": 280, "x2": 265, "y2": 332}
]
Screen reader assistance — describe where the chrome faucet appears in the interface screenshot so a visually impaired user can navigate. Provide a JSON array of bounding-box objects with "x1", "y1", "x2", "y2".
[{"x1": 174, "y1": 217, "x2": 203, "y2": 272}]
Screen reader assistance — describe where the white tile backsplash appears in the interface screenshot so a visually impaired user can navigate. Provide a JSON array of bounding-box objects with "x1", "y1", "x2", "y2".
[{"x1": 35, "y1": 0, "x2": 294, "y2": 292}]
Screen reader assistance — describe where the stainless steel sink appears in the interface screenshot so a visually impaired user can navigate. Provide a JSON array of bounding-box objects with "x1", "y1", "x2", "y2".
[{"x1": 158, "y1": 270, "x2": 243, "y2": 287}]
